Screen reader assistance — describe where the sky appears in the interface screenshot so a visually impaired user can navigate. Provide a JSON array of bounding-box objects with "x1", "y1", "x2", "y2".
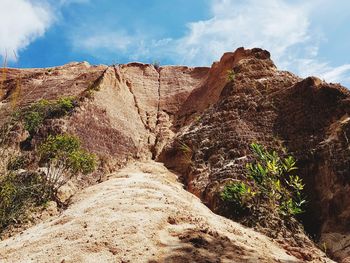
[{"x1": 0, "y1": 0, "x2": 350, "y2": 88}]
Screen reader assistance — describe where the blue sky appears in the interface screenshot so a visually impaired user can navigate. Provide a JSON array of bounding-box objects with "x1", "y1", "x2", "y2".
[{"x1": 1, "y1": 0, "x2": 350, "y2": 87}]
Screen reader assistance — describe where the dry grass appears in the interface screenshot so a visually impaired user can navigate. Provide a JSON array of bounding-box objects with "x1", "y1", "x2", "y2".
[{"x1": 0, "y1": 52, "x2": 8, "y2": 99}]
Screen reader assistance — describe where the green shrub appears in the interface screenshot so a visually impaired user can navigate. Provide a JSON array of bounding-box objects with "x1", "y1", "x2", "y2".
[
  {"x1": 39, "y1": 134, "x2": 96, "y2": 192},
  {"x1": 50, "y1": 97, "x2": 75, "y2": 117},
  {"x1": 24, "y1": 110, "x2": 45, "y2": 134},
  {"x1": 226, "y1": 69, "x2": 236, "y2": 82},
  {"x1": 221, "y1": 143, "x2": 306, "y2": 221},
  {"x1": 39, "y1": 134, "x2": 80, "y2": 161},
  {"x1": 0, "y1": 171, "x2": 46, "y2": 231},
  {"x1": 221, "y1": 181, "x2": 254, "y2": 216},
  {"x1": 19, "y1": 97, "x2": 76, "y2": 136},
  {"x1": 221, "y1": 181, "x2": 252, "y2": 205}
]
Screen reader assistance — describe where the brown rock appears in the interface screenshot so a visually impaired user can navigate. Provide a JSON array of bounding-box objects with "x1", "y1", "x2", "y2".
[
  {"x1": 57, "y1": 181, "x2": 77, "y2": 204},
  {"x1": 1, "y1": 47, "x2": 348, "y2": 261},
  {"x1": 160, "y1": 48, "x2": 350, "y2": 261}
]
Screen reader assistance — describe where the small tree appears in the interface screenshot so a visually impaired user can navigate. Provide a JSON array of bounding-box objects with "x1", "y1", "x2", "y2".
[{"x1": 39, "y1": 134, "x2": 96, "y2": 198}]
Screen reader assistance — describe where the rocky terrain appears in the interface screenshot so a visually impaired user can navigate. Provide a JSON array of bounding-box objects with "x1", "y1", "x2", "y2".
[
  {"x1": 0, "y1": 47, "x2": 349, "y2": 262},
  {"x1": 0, "y1": 161, "x2": 308, "y2": 263}
]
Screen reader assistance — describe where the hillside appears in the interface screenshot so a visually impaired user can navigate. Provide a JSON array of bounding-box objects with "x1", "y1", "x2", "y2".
[
  {"x1": 0, "y1": 161, "x2": 309, "y2": 263},
  {"x1": 0, "y1": 47, "x2": 349, "y2": 262}
]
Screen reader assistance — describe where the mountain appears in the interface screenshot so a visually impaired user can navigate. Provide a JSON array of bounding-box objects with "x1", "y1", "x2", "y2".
[{"x1": 0, "y1": 47, "x2": 349, "y2": 262}]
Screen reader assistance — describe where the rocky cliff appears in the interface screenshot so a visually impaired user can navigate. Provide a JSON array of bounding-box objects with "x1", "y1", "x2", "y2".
[{"x1": 0, "y1": 47, "x2": 349, "y2": 262}]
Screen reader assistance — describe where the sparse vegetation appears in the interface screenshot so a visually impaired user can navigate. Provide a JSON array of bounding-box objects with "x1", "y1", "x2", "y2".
[
  {"x1": 39, "y1": 134, "x2": 96, "y2": 196},
  {"x1": 226, "y1": 69, "x2": 236, "y2": 82},
  {"x1": 0, "y1": 133, "x2": 96, "y2": 233},
  {"x1": 221, "y1": 181, "x2": 252, "y2": 216},
  {"x1": 221, "y1": 143, "x2": 306, "y2": 223},
  {"x1": 0, "y1": 51, "x2": 21, "y2": 109},
  {"x1": 178, "y1": 140, "x2": 193, "y2": 165},
  {"x1": 0, "y1": 52, "x2": 8, "y2": 99},
  {"x1": 18, "y1": 97, "x2": 76, "y2": 136},
  {"x1": 81, "y1": 77, "x2": 104, "y2": 100},
  {"x1": 7, "y1": 155, "x2": 27, "y2": 171},
  {"x1": 0, "y1": 171, "x2": 47, "y2": 232}
]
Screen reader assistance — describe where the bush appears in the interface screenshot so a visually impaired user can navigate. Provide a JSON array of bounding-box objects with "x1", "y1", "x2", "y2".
[
  {"x1": 221, "y1": 143, "x2": 306, "y2": 221},
  {"x1": 20, "y1": 97, "x2": 76, "y2": 136},
  {"x1": 226, "y1": 69, "x2": 236, "y2": 82},
  {"x1": 0, "y1": 171, "x2": 46, "y2": 231},
  {"x1": 24, "y1": 110, "x2": 45, "y2": 135},
  {"x1": 51, "y1": 97, "x2": 76, "y2": 117},
  {"x1": 39, "y1": 134, "x2": 96, "y2": 193},
  {"x1": 221, "y1": 181, "x2": 253, "y2": 216},
  {"x1": 221, "y1": 181, "x2": 252, "y2": 205}
]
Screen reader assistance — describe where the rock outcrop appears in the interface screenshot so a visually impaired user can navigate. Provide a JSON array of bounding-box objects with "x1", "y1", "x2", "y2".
[
  {"x1": 160, "y1": 48, "x2": 350, "y2": 262},
  {"x1": 0, "y1": 47, "x2": 349, "y2": 262},
  {"x1": 0, "y1": 61, "x2": 208, "y2": 173}
]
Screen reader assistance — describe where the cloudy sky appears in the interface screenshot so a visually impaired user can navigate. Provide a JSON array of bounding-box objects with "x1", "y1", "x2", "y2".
[{"x1": 1, "y1": 0, "x2": 349, "y2": 87}]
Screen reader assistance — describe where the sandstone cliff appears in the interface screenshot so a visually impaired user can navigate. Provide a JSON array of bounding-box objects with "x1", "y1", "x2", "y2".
[{"x1": 0, "y1": 47, "x2": 349, "y2": 262}]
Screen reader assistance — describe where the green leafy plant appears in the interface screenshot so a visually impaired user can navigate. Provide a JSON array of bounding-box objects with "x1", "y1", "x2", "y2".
[
  {"x1": 226, "y1": 69, "x2": 236, "y2": 82},
  {"x1": 39, "y1": 134, "x2": 96, "y2": 196},
  {"x1": 24, "y1": 110, "x2": 45, "y2": 135},
  {"x1": 19, "y1": 97, "x2": 76, "y2": 136},
  {"x1": 221, "y1": 181, "x2": 255, "y2": 216},
  {"x1": 221, "y1": 143, "x2": 306, "y2": 222},
  {"x1": 51, "y1": 97, "x2": 75, "y2": 117}
]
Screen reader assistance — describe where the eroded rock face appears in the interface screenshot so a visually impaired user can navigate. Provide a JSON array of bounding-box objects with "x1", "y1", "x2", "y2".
[
  {"x1": 65, "y1": 64, "x2": 209, "y2": 172},
  {"x1": 0, "y1": 62, "x2": 107, "y2": 115},
  {"x1": 0, "y1": 62, "x2": 208, "y2": 172},
  {"x1": 160, "y1": 48, "x2": 350, "y2": 262},
  {"x1": 1, "y1": 48, "x2": 349, "y2": 261}
]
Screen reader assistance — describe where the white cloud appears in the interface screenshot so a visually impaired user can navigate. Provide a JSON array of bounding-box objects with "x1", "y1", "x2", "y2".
[
  {"x1": 66, "y1": 0, "x2": 350, "y2": 87},
  {"x1": 59, "y1": 0, "x2": 89, "y2": 4},
  {"x1": 295, "y1": 59, "x2": 350, "y2": 84},
  {"x1": 73, "y1": 31, "x2": 134, "y2": 52},
  {"x1": 170, "y1": 0, "x2": 311, "y2": 65},
  {"x1": 71, "y1": 0, "x2": 311, "y2": 65},
  {"x1": 0, "y1": 0, "x2": 54, "y2": 61},
  {"x1": 70, "y1": 30, "x2": 154, "y2": 64},
  {"x1": 323, "y1": 65, "x2": 350, "y2": 84},
  {"x1": 170, "y1": 0, "x2": 350, "y2": 87}
]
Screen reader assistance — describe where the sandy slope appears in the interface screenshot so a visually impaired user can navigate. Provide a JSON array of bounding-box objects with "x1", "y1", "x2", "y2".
[{"x1": 0, "y1": 161, "x2": 302, "y2": 263}]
